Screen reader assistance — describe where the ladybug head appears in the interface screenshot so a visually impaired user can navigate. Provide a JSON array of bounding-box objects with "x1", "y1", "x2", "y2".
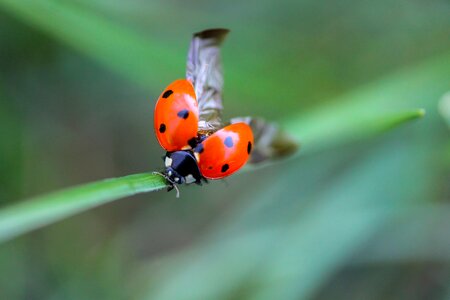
[{"x1": 163, "y1": 150, "x2": 204, "y2": 186}]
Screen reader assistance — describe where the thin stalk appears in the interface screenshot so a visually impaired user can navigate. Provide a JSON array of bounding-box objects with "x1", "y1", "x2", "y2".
[{"x1": 0, "y1": 173, "x2": 167, "y2": 243}]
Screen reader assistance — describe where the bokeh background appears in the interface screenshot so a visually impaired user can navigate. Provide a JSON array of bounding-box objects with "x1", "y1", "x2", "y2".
[{"x1": 0, "y1": 0, "x2": 449, "y2": 299}]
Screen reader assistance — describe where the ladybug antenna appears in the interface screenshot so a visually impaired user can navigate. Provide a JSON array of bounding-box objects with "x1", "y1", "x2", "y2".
[{"x1": 152, "y1": 172, "x2": 180, "y2": 198}]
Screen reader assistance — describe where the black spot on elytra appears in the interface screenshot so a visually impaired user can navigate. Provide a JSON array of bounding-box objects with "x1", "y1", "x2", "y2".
[
  {"x1": 221, "y1": 164, "x2": 229, "y2": 172},
  {"x1": 195, "y1": 143, "x2": 204, "y2": 153},
  {"x1": 177, "y1": 109, "x2": 189, "y2": 119},
  {"x1": 247, "y1": 141, "x2": 252, "y2": 154},
  {"x1": 208, "y1": 166, "x2": 213, "y2": 170},
  {"x1": 224, "y1": 136, "x2": 233, "y2": 148},
  {"x1": 159, "y1": 123, "x2": 166, "y2": 133},
  {"x1": 188, "y1": 137, "x2": 197, "y2": 148},
  {"x1": 162, "y1": 90, "x2": 173, "y2": 98}
]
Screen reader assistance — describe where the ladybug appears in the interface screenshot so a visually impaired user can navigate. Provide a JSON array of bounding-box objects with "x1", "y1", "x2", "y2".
[
  {"x1": 152, "y1": 29, "x2": 298, "y2": 196},
  {"x1": 154, "y1": 79, "x2": 254, "y2": 195}
]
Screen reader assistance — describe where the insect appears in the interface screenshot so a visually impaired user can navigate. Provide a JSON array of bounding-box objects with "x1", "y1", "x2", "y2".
[
  {"x1": 153, "y1": 29, "x2": 297, "y2": 196},
  {"x1": 154, "y1": 78, "x2": 254, "y2": 195}
]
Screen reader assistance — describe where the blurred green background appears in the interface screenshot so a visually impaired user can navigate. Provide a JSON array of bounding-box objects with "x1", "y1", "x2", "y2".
[{"x1": 0, "y1": 0, "x2": 449, "y2": 299}]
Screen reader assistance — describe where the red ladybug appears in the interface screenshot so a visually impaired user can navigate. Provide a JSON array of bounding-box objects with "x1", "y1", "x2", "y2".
[
  {"x1": 153, "y1": 29, "x2": 297, "y2": 195},
  {"x1": 154, "y1": 78, "x2": 254, "y2": 192},
  {"x1": 152, "y1": 29, "x2": 257, "y2": 195}
]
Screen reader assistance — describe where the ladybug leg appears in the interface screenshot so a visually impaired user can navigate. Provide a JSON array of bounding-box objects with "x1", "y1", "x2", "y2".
[
  {"x1": 152, "y1": 171, "x2": 180, "y2": 198},
  {"x1": 195, "y1": 177, "x2": 208, "y2": 186}
]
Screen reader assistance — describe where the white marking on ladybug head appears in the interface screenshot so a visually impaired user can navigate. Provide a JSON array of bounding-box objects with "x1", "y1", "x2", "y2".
[
  {"x1": 185, "y1": 174, "x2": 196, "y2": 184},
  {"x1": 165, "y1": 157, "x2": 173, "y2": 167},
  {"x1": 168, "y1": 170, "x2": 173, "y2": 176},
  {"x1": 174, "y1": 177, "x2": 180, "y2": 182}
]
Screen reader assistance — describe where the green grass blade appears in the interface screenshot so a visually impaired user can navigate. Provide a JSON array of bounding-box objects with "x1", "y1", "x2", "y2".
[
  {"x1": 0, "y1": 173, "x2": 167, "y2": 243},
  {"x1": 287, "y1": 108, "x2": 425, "y2": 156},
  {"x1": 0, "y1": 0, "x2": 182, "y2": 88},
  {"x1": 284, "y1": 53, "x2": 450, "y2": 155},
  {"x1": 0, "y1": 105, "x2": 423, "y2": 244}
]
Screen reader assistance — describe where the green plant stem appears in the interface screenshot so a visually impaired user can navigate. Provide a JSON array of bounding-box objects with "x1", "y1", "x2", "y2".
[
  {"x1": 288, "y1": 108, "x2": 426, "y2": 156},
  {"x1": 0, "y1": 173, "x2": 167, "y2": 243},
  {"x1": 0, "y1": 108, "x2": 423, "y2": 244}
]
